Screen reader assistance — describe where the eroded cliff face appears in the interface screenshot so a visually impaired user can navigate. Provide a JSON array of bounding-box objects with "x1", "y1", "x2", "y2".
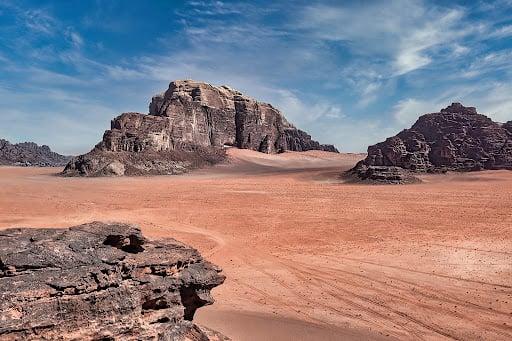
[
  {"x1": 63, "y1": 80, "x2": 337, "y2": 176},
  {"x1": 147, "y1": 81, "x2": 337, "y2": 153},
  {"x1": 348, "y1": 103, "x2": 512, "y2": 184},
  {"x1": 0, "y1": 222, "x2": 228, "y2": 341}
]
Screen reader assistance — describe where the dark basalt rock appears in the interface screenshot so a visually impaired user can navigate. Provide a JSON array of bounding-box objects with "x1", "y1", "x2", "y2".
[
  {"x1": 0, "y1": 139, "x2": 70, "y2": 167},
  {"x1": 0, "y1": 222, "x2": 228, "y2": 340},
  {"x1": 63, "y1": 80, "x2": 337, "y2": 176},
  {"x1": 348, "y1": 103, "x2": 512, "y2": 184}
]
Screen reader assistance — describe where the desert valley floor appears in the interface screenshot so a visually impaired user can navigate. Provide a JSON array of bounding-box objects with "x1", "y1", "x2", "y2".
[{"x1": 1, "y1": 148, "x2": 511, "y2": 341}]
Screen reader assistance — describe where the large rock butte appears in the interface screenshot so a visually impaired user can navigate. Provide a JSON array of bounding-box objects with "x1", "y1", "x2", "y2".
[
  {"x1": 0, "y1": 139, "x2": 70, "y2": 167},
  {"x1": 63, "y1": 80, "x2": 337, "y2": 176},
  {"x1": 348, "y1": 103, "x2": 512, "y2": 184},
  {"x1": 0, "y1": 222, "x2": 227, "y2": 340}
]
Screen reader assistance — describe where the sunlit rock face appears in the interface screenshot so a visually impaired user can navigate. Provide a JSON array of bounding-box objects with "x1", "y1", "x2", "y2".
[
  {"x1": 146, "y1": 80, "x2": 337, "y2": 153},
  {"x1": 102, "y1": 80, "x2": 338, "y2": 154},
  {"x1": 63, "y1": 80, "x2": 337, "y2": 176}
]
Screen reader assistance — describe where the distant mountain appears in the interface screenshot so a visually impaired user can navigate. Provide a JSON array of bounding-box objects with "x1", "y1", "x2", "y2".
[{"x1": 0, "y1": 139, "x2": 71, "y2": 167}]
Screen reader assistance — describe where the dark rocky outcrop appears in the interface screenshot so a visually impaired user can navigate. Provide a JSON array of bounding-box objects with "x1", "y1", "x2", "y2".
[
  {"x1": 345, "y1": 165, "x2": 420, "y2": 184},
  {"x1": 348, "y1": 103, "x2": 512, "y2": 184},
  {"x1": 63, "y1": 80, "x2": 337, "y2": 176},
  {"x1": 0, "y1": 222, "x2": 227, "y2": 341},
  {"x1": 0, "y1": 139, "x2": 70, "y2": 167},
  {"x1": 63, "y1": 146, "x2": 226, "y2": 177}
]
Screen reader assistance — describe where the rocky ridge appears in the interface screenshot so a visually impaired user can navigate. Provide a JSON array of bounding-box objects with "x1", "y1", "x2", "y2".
[
  {"x1": 0, "y1": 222, "x2": 227, "y2": 340},
  {"x1": 63, "y1": 80, "x2": 337, "y2": 176},
  {"x1": 348, "y1": 103, "x2": 512, "y2": 184},
  {"x1": 0, "y1": 139, "x2": 70, "y2": 167}
]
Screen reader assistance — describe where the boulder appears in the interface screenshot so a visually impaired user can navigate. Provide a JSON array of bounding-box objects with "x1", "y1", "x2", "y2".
[
  {"x1": 0, "y1": 222, "x2": 228, "y2": 340},
  {"x1": 348, "y1": 103, "x2": 512, "y2": 183}
]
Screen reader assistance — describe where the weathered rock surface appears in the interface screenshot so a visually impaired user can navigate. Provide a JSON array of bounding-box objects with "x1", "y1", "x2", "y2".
[
  {"x1": 0, "y1": 222, "x2": 228, "y2": 340},
  {"x1": 348, "y1": 103, "x2": 512, "y2": 184},
  {"x1": 63, "y1": 146, "x2": 225, "y2": 177},
  {"x1": 345, "y1": 165, "x2": 419, "y2": 184},
  {"x1": 63, "y1": 80, "x2": 337, "y2": 176},
  {"x1": 148, "y1": 81, "x2": 337, "y2": 153},
  {"x1": 0, "y1": 139, "x2": 70, "y2": 167}
]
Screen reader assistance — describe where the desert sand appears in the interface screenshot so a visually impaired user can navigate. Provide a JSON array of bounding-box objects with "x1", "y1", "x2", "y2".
[{"x1": 1, "y1": 148, "x2": 511, "y2": 340}]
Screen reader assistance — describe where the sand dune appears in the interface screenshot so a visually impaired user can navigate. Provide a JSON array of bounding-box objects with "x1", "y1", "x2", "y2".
[{"x1": 0, "y1": 149, "x2": 511, "y2": 340}]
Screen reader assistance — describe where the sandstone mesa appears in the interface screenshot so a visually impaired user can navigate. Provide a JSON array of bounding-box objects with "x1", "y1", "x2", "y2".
[{"x1": 63, "y1": 80, "x2": 337, "y2": 177}]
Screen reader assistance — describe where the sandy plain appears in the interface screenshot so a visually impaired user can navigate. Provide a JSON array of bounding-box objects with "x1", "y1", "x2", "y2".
[{"x1": 0, "y1": 148, "x2": 511, "y2": 340}]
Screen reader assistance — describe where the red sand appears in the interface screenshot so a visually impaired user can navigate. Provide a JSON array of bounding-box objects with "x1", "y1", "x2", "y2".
[{"x1": 1, "y1": 148, "x2": 511, "y2": 340}]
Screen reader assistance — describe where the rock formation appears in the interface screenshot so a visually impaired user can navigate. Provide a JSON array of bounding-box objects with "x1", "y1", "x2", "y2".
[
  {"x1": 0, "y1": 222, "x2": 228, "y2": 341},
  {"x1": 348, "y1": 103, "x2": 512, "y2": 184},
  {"x1": 63, "y1": 80, "x2": 337, "y2": 176},
  {"x1": 0, "y1": 139, "x2": 70, "y2": 167},
  {"x1": 147, "y1": 81, "x2": 337, "y2": 153},
  {"x1": 346, "y1": 165, "x2": 420, "y2": 184}
]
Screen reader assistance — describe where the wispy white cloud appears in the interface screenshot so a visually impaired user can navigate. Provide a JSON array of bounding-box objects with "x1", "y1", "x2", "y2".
[
  {"x1": 292, "y1": 0, "x2": 492, "y2": 110},
  {"x1": 339, "y1": 64, "x2": 387, "y2": 107},
  {"x1": 488, "y1": 24, "x2": 512, "y2": 38},
  {"x1": 450, "y1": 44, "x2": 470, "y2": 57},
  {"x1": 476, "y1": 0, "x2": 512, "y2": 12},
  {"x1": 467, "y1": 83, "x2": 512, "y2": 123},
  {"x1": 297, "y1": 1, "x2": 477, "y2": 76},
  {"x1": 462, "y1": 50, "x2": 512, "y2": 78},
  {"x1": 392, "y1": 8, "x2": 472, "y2": 75},
  {"x1": 21, "y1": 8, "x2": 57, "y2": 35},
  {"x1": 269, "y1": 89, "x2": 344, "y2": 122},
  {"x1": 392, "y1": 98, "x2": 442, "y2": 126},
  {"x1": 66, "y1": 29, "x2": 84, "y2": 48},
  {"x1": 185, "y1": 1, "x2": 246, "y2": 16}
]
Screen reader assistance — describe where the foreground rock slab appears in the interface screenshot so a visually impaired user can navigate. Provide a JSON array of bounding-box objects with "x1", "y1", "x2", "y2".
[
  {"x1": 0, "y1": 222, "x2": 228, "y2": 340},
  {"x1": 348, "y1": 103, "x2": 512, "y2": 183},
  {"x1": 63, "y1": 80, "x2": 337, "y2": 176}
]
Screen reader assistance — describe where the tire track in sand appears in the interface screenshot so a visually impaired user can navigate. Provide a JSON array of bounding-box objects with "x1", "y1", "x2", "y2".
[{"x1": 143, "y1": 221, "x2": 227, "y2": 257}]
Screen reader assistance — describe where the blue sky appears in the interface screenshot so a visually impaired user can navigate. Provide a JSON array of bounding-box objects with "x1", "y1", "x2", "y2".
[{"x1": 1, "y1": 0, "x2": 512, "y2": 154}]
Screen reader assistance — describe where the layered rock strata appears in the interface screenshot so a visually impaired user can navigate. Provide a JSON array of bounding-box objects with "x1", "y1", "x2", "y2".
[
  {"x1": 147, "y1": 81, "x2": 338, "y2": 153},
  {"x1": 348, "y1": 103, "x2": 512, "y2": 183},
  {"x1": 63, "y1": 80, "x2": 337, "y2": 176},
  {"x1": 0, "y1": 222, "x2": 227, "y2": 340}
]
